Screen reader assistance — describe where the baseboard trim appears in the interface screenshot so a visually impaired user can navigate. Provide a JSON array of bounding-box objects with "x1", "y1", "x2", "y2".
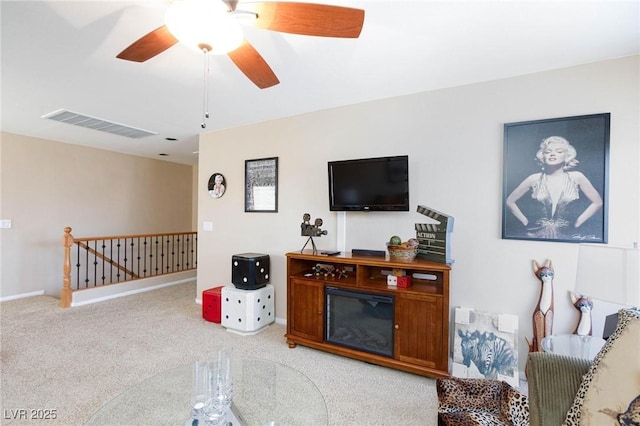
[
  {"x1": 0, "y1": 290, "x2": 45, "y2": 302},
  {"x1": 71, "y1": 278, "x2": 195, "y2": 307}
]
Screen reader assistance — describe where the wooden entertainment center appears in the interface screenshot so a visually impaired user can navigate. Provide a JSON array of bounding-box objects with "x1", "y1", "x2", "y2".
[{"x1": 285, "y1": 250, "x2": 451, "y2": 379}]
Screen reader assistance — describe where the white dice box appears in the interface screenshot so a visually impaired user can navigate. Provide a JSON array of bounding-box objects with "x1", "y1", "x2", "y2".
[
  {"x1": 387, "y1": 275, "x2": 398, "y2": 286},
  {"x1": 221, "y1": 285, "x2": 275, "y2": 335}
]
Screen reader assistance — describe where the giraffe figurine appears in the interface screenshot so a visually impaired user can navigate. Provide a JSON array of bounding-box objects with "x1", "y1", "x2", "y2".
[
  {"x1": 570, "y1": 291, "x2": 593, "y2": 336},
  {"x1": 528, "y1": 259, "x2": 555, "y2": 352}
]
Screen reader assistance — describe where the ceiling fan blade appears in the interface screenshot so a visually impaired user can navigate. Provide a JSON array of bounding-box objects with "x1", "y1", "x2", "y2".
[
  {"x1": 227, "y1": 40, "x2": 280, "y2": 89},
  {"x1": 250, "y1": 2, "x2": 364, "y2": 38},
  {"x1": 117, "y1": 26, "x2": 178, "y2": 62},
  {"x1": 223, "y1": 0, "x2": 239, "y2": 12}
]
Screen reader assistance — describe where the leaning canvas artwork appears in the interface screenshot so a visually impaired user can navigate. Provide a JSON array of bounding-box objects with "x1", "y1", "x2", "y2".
[{"x1": 452, "y1": 307, "x2": 520, "y2": 388}]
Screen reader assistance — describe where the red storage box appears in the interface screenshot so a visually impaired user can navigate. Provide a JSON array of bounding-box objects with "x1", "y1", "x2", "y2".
[
  {"x1": 397, "y1": 276, "x2": 412, "y2": 288},
  {"x1": 202, "y1": 286, "x2": 224, "y2": 323}
]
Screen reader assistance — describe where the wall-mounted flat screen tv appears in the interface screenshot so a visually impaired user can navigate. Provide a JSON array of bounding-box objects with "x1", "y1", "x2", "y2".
[{"x1": 328, "y1": 155, "x2": 409, "y2": 211}]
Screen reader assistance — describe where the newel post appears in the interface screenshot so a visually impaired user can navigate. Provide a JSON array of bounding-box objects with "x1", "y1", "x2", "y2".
[{"x1": 61, "y1": 227, "x2": 74, "y2": 308}]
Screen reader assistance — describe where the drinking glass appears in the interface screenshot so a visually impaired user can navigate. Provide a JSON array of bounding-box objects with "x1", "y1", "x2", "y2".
[
  {"x1": 188, "y1": 361, "x2": 211, "y2": 423},
  {"x1": 204, "y1": 347, "x2": 233, "y2": 426}
]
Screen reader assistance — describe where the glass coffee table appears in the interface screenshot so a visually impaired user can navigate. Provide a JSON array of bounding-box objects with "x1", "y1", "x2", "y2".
[{"x1": 86, "y1": 358, "x2": 328, "y2": 425}]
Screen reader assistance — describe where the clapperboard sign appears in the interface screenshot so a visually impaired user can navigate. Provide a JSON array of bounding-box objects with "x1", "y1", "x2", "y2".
[{"x1": 415, "y1": 205, "x2": 454, "y2": 264}]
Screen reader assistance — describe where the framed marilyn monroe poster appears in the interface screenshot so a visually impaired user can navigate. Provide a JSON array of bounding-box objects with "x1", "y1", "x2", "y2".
[{"x1": 502, "y1": 113, "x2": 609, "y2": 243}]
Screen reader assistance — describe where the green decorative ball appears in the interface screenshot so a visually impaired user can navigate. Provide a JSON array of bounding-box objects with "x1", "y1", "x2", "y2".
[{"x1": 389, "y1": 235, "x2": 402, "y2": 245}]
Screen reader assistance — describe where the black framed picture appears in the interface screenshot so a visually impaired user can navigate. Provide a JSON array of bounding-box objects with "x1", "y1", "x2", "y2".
[
  {"x1": 502, "y1": 113, "x2": 610, "y2": 243},
  {"x1": 245, "y1": 157, "x2": 278, "y2": 212}
]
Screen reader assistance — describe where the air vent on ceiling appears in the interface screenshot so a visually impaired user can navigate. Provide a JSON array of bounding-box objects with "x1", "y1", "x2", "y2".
[{"x1": 41, "y1": 109, "x2": 156, "y2": 139}]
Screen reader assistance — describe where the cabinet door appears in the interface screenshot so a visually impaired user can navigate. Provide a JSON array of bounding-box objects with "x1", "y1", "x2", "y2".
[
  {"x1": 289, "y1": 279, "x2": 324, "y2": 342},
  {"x1": 394, "y1": 293, "x2": 444, "y2": 369}
]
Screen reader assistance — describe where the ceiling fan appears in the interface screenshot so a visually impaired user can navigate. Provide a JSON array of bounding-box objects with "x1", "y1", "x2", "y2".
[{"x1": 116, "y1": 0, "x2": 365, "y2": 89}]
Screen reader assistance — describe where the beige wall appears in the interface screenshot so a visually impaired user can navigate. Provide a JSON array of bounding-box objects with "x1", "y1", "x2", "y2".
[
  {"x1": 0, "y1": 135, "x2": 3, "y2": 297},
  {"x1": 197, "y1": 56, "x2": 639, "y2": 372},
  {"x1": 0, "y1": 132, "x2": 195, "y2": 298},
  {"x1": 192, "y1": 165, "x2": 199, "y2": 230}
]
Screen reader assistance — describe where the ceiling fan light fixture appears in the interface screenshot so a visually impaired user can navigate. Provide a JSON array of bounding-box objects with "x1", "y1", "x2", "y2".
[{"x1": 165, "y1": 0, "x2": 243, "y2": 54}]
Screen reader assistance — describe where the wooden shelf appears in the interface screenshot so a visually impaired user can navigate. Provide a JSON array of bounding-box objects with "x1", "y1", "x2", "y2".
[{"x1": 285, "y1": 250, "x2": 451, "y2": 379}]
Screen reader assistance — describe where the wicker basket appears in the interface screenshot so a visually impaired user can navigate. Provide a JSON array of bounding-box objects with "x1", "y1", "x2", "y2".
[{"x1": 387, "y1": 244, "x2": 418, "y2": 261}]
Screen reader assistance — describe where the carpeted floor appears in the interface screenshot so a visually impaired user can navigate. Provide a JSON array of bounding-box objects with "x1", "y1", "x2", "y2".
[{"x1": 0, "y1": 282, "x2": 439, "y2": 425}]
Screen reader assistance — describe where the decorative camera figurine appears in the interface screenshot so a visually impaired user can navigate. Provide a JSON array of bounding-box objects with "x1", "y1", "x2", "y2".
[{"x1": 300, "y1": 213, "x2": 327, "y2": 254}]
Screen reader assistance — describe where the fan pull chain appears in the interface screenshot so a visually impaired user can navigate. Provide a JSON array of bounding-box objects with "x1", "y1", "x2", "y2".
[{"x1": 201, "y1": 49, "x2": 210, "y2": 129}]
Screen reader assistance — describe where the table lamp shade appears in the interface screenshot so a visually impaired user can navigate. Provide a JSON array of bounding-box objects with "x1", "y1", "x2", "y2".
[{"x1": 574, "y1": 244, "x2": 640, "y2": 307}]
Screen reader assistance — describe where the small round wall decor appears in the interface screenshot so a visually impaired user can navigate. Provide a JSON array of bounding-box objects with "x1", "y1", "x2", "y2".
[{"x1": 208, "y1": 173, "x2": 226, "y2": 198}]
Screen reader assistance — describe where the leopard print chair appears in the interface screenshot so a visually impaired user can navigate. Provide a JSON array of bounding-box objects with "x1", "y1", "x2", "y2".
[{"x1": 436, "y1": 377, "x2": 530, "y2": 426}]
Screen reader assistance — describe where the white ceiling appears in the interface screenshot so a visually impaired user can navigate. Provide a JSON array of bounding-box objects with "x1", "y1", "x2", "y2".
[{"x1": 2, "y1": 0, "x2": 638, "y2": 165}]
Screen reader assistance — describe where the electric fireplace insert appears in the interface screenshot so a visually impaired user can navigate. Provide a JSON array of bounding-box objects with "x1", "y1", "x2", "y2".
[{"x1": 325, "y1": 286, "x2": 394, "y2": 357}]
